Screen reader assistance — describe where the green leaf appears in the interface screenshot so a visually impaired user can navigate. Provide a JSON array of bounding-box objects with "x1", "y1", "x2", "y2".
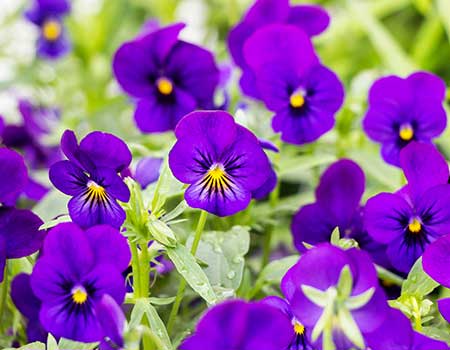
[
  {"x1": 47, "y1": 334, "x2": 58, "y2": 350},
  {"x1": 166, "y1": 243, "x2": 218, "y2": 304},
  {"x1": 149, "y1": 296, "x2": 176, "y2": 305},
  {"x1": 147, "y1": 219, "x2": 177, "y2": 247},
  {"x1": 330, "y1": 227, "x2": 340, "y2": 245},
  {"x1": 33, "y1": 189, "x2": 69, "y2": 222},
  {"x1": 162, "y1": 200, "x2": 188, "y2": 223},
  {"x1": 338, "y1": 308, "x2": 365, "y2": 349},
  {"x1": 57, "y1": 338, "x2": 98, "y2": 350},
  {"x1": 3, "y1": 342, "x2": 45, "y2": 350},
  {"x1": 402, "y1": 258, "x2": 439, "y2": 297},
  {"x1": 39, "y1": 215, "x2": 71, "y2": 230},
  {"x1": 187, "y1": 226, "x2": 250, "y2": 292}
]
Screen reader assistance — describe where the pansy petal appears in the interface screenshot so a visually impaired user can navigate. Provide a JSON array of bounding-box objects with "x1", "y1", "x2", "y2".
[
  {"x1": 11, "y1": 273, "x2": 41, "y2": 319},
  {"x1": 423, "y1": 234, "x2": 450, "y2": 287},
  {"x1": 85, "y1": 225, "x2": 131, "y2": 271},
  {"x1": 68, "y1": 191, "x2": 126, "y2": 229},
  {"x1": 0, "y1": 208, "x2": 44, "y2": 259},
  {"x1": 437, "y1": 298, "x2": 450, "y2": 324},
  {"x1": 96, "y1": 294, "x2": 126, "y2": 348},
  {"x1": 407, "y1": 71, "x2": 446, "y2": 102},
  {"x1": 287, "y1": 5, "x2": 330, "y2": 36},
  {"x1": 239, "y1": 69, "x2": 261, "y2": 99},
  {"x1": 0, "y1": 238, "x2": 5, "y2": 282},
  {"x1": 134, "y1": 157, "x2": 163, "y2": 189},
  {"x1": 316, "y1": 159, "x2": 364, "y2": 227},
  {"x1": 364, "y1": 193, "x2": 413, "y2": 244},
  {"x1": 49, "y1": 160, "x2": 88, "y2": 195},
  {"x1": 387, "y1": 235, "x2": 422, "y2": 273},
  {"x1": 0, "y1": 148, "x2": 28, "y2": 204},
  {"x1": 37, "y1": 32, "x2": 71, "y2": 59},
  {"x1": 92, "y1": 167, "x2": 130, "y2": 202},
  {"x1": 412, "y1": 331, "x2": 449, "y2": 350},
  {"x1": 416, "y1": 185, "x2": 450, "y2": 238},
  {"x1": 84, "y1": 264, "x2": 126, "y2": 305},
  {"x1": 368, "y1": 75, "x2": 412, "y2": 107},
  {"x1": 350, "y1": 287, "x2": 388, "y2": 333},
  {"x1": 79, "y1": 131, "x2": 132, "y2": 172},
  {"x1": 251, "y1": 166, "x2": 277, "y2": 200},
  {"x1": 400, "y1": 142, "x2": 449, "y2": 199}
]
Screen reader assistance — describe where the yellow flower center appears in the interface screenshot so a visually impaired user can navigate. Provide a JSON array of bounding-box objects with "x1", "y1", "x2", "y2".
[
  {"x1": 157, "y1": 77, "x2": 173, "y2": 95},
  {"x1": 87, "y1": 181, "x2": 107, "y2": 202},
  {"x1": 408, "y1": 218, "x2": 422, "y2": 234},
  {"x1": 42, "y1": 20, "x2": 61, "y2": 41},
  {"x1": 71, "y1": 287, "x2": 88, "y2": 304},
  {"x1": 293, "y1": 321, "x2": 305, "y2": 335},
  {"x1": 290, "y1": 92, "x2": 305, "y2": 108},
  {"x1": 202, "y1": 164, "x2": 231, "y2": 192},
  {"x1": 399, "y1": 124, "x2": 414, "y2": 141}
]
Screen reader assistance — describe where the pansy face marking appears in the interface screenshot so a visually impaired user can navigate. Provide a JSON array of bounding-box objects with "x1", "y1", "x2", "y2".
[
  {"x1": 199, "y1": 163, "x2": 233, "y2": 196},
  {"x1": 399, "y1": 123, "x2": 414, "y2": 141},
  {"x1": 71, "y1": 285, "x2": 88, "y2": 304},
  {"x1": 42, "y1": 19, "x2": 61, "y2": 41},
  {"x1": 156, "y1": 77, "x2": 173, "y2": 96},
  {"x1": 290, "y1": 90, "x2": 305, "y2": 109},
  {"x1": 408, "y1": 217, "x2": 422, "y2": 234},
  {"x1": 85, "y1": 180, "x2": 107, "y2": 204}
]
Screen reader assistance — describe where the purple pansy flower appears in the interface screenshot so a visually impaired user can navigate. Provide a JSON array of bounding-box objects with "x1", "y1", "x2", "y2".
[
  {"x1": 113, "y1": 23, "x2": 220, "y2": 133},
  {"x1": 251, "y1": 139, "x2": 278, "y2": 200},
  {"x1": 292, "y1": 159, "x2": 390, "y2": 268},
  {"x1": 11, "y1": 273, "x2": 47, "y2": 342},
  {"x1": 423, "y1": 234, "x2": 450, "y2": 324},
  {"x1": 0, "y1": 148, "x2": 44, "y2": 282},
  {"x1": 262, "y1": 296, "x2": 313, "y2": 350},
  {"x1": 30, "y1": 223, "x2": 130, "y2": 342},
  {"x1": 365, "y1": 308, "x2": 448, "y2": 350},
  {"x1": 169, "y1": 110, "x2": 272, "y2": 216},
  {"x1": 243, "y1": 24, "x2": 344, "y2": 145},
  {"x1": 25, "y1": 0, "x2": 71, "y2": 59},
  {"x1": 363, "y1": 72, "x2": 447, "y2": 166},
  {"x1": 365, "y1": 142, "x2": 450, "y2": 273},
  {"x1": 180, "y1": 299, "x2": 292, "y2": 350},
  {"x1": 49, "y1": 130, "x2": 132, "y2": 228},
  {"x1": 96, "y1": 294, "x2": 127, "y2": 350},
  {"x1": 228, "y1": 0, "x2": 329, "y2": 99},
  {"x1": 281, "y1": 243, "x2": 388, "y2": 350}
]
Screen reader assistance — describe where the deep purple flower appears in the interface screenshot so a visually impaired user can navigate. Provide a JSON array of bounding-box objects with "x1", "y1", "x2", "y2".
[
  {"x1": 133, "y1": 157, "x2": 163, "y2": 189},
  {"x1": 281, "y1": 243, "x2": 388, "y2": 350},
  {"x1": 180, "y1": 299, "x2": 292, "y2": 350},
  {"x1": 113, "y1": 23, "x2": 220, "y2": 133},
  {"x1": 30, "y1": 223, "x2": 130, "y2": 342},
  {"x1": 25, "y1": 0, "x2": 71, "y2": 59},
  {"x1": 228, "y1": 0, "x2": 329, "y2": 99},
  {"x1": 49, "y1": 130, "x2": 132, "y2": 228},
  {"x1": 365, "y1": 142, "x2": 450, "y2": 273},
  {"x1": 11, "y1": 273, "x2": 47, "y2": 342},
  {"x1": 96, "y1": 294, "x2": 126, "y2": 350},
  {"x1": 365, "y1": 308, "x2": 448, "y2": 350},
  {"x1": 243, "y1": 24, "x2": 344, "y2": 145},
  {"x1": 0, "y1": 148, "x2": 44, "y2": 282},
  {"x1": 363, "y1": 72, "x2": 447, "y2": 166},
  {"x1": 262, "y1": 296, "x2": 313, "y2": 350},
  {"x1": 292, "y1": 159, "x2": 390, "y2": 268},
  {"x1": 251, "y1": 139, "x2": 278, "y2": 200},
  {"x1": 169, "y1": 111, "x2": 272, "y2": 216}
]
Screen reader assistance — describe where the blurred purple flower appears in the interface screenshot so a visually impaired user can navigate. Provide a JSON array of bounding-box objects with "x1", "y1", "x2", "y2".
[
  {"x1": 228, "y1": 0, "x2": 329, "y2": 99},
  {"x1": 243, "y1": 25, "x2": 344, "y2": 145},
  {"x1": 49, "y1": 130, "x2": 132, "y2": 228},
  {"x1": 365, "y1": 142, "x2": 450, "y2": 273},
  {"x1": 113, "y1": 23, "x2": 220, "y2": 133},
  {"x1": 169, "y1": 111, "x2": 272, "y2": 216},
  {"x1": 30, "y1": 223, "x2": 130, "y2": 342},
  {"x1": 25, "y1": 0, "x2": 71, "y2": 59},
  {"x1": 363, "y1": 72, "x2": 447, "y2": 167},
  {"x1": 180, "y1": 299, "x2": 292, "y2": 350},
  {"x1": 292, "y1": 159, "x2": 390, "y2": 268},
  {"x1": 134, "y1": 157, "x2": 163, "y2": 189}
]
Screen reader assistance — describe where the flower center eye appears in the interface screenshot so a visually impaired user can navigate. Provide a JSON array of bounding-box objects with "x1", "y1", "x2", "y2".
[
  {"x1": 71, "y1": 286, "x2": 88, "y2": 304},
  {"x1": 290, "y1": 92, "x2": 305, "y2": 108},
  {"x1": 87, "y1": 180, "x2": 107, "y2": 200},
  {"x1": 42, "y1": 20, "x2": 61, "y2": 41},
  {"x1": 208, "y1": 165, "x2": 226, "y2": 180},
  {"x1": 156, "y1": 77, "x2": 173, "y2": 95},
  {"x1": 399, "y1": 124, "x2": 414, "y2": 141},
  {"x1": 408, "y1": 217, "x2": 422, "y2": 233},
  {"x1": 293, "y1": 320, "x2": 305, "y2": 335},
  {"x1": 201, "y1": 163, "x2": 232, "y2": 193}
]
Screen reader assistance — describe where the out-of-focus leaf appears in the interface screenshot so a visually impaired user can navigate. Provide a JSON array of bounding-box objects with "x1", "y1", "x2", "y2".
[
  {"x1": 402, "y1": 258, "x2": 439, "y2": 297},
  {"x1": 57, "y1": 338, "x2": 98, "y2": 350},
  {"x1": 33, "y1": 190, "x2": 69, "y2": 223}
]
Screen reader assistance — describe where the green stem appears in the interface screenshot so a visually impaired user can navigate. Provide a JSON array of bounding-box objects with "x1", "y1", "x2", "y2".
[
  {"x1": 375, "y1": 264, "x2": 404, "y2": 287},
  {"x1": 167, "y1": 210, "x2": 208, "y2": 334},
  {"x1": 130, "y1": 242, "x2": 142, "y2": 298},
  {"x1": 0, "y1": 261, "x2": 8, "y2": 332},
  {"x1": 139, "y1": 243, "x2": 151, "y2": 298}
]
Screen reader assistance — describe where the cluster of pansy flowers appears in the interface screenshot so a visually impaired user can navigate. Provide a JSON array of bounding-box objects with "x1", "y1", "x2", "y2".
[{"x1": 2, "y1": 0, "x2": 450, "y2": 349}]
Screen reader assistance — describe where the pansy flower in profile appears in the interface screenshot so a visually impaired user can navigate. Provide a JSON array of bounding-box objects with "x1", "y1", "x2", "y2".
[
  {"x1": 363, "y1": 72, "x2": 447, "y2": 166},
  {"x1": 281, "y1": 243, "x2": 388, "y2": 350},
  {"x1": 365, "y1": 142, "x2": 450, "y2": 273},
  {"x1": 25, "y1": 0, "x2": 71, "y2": 59},
  {"x1": 11, "y1": 273, "x2": 47, "y2": 342},
  {"x1": 292, "y1": 159, "x2": 390, "y2": 268},
  {"x1": 228, "y1": 0, "x2": 329, "y2": 99},
  {"x1": 30, "y1": 223, "x2": 130, "y2": 342},
  {"x1": 49, "y1": 130, "x2": 132, "y2": 228},
  {"x1": 423, "y1": 235, "x2": 450, "y2": 325},
  {"x1": 243, "y1": 24, "x2": 344, "y2": 145},
  {"x1": 180, "y1": 299, "x2": 292, "y2": 350},
  {"x1": 0, "y1": 148, "x2": 44, "y2": 282},
  {"x1": 262, "y1": 296, "x2": 313, "y2": 350},
  {"x1": 96, "y1": 294, "x2": 127, "y2": 350},
  {"x1": 169, "y1": 110, "x2": 272, "y2": 216},
  {"x1": 113, "y1": 23, "x2": 220, "y2": 133}
]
